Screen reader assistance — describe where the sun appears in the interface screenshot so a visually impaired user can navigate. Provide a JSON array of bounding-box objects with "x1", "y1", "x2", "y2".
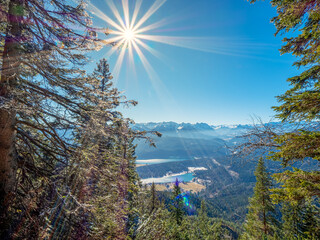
[
  {"x1": 123, "y1": 28, "x2": 136, "y2": 42},
  {"x1": 87, "y1": 0, "x2": 170, "y2": 80},
  {"x1": 87, "y1": 0, "x2": 218, "y2": 82},
  {"x1": 87, "y1": 0, "x2": 251, "y2": 83}
]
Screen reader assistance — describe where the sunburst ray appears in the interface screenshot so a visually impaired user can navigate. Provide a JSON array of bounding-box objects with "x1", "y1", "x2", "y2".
[
  {"x1": 122, "y1": 0, "x2": 130, "y2": 28},
  {"x1": 105, "y1": 0, "x2": 126, "y2": 30},
  {"x1": 86, "y1": 0, "x2": 282, "y2": 86},
  {"x1": 130, "y1": 0, "x2": 143, "y2": 29},
  {"x1": 87, "y1": 1, "x2": 122, "y2": 31},
  {"x1": 132, "y1": 0, "x2": 167, "y2": 32}
]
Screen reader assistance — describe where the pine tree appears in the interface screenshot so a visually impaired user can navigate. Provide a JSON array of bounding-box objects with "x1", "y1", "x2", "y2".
[
  {"x1": 281, "y1": 200, "x2": 320, "y2": 240},
  {"x1": 249, "y1": 0, "x2": 320, "y2": 202},
  {"x1": 193, "y1": 200, "x2": 215, "y2": 239},
  {"x1": 0, "y1": 0, "x2": 101, "y2": 237},
  {"x1": 246, "y1": 1, "x2": 320, "y2": 237},
  {"x1": 94, "y1": 58, "x2": 113, "y2": 92},
  {"x1": 150, "y1": 182, "x2": 159, "y2": 213},
  {"x1": 281, "y1": 202, "x2": 304, "y2": 239},
  {"x1": 171, "y1": 178, "x2": 184, "y2": 225},
  {"x1": 242, "y1": 158, "x2": 278, "y2": 239}
]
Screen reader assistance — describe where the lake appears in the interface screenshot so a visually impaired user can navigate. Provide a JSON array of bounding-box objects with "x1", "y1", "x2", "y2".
[
  {"x1": 141, "y1": 172, "x2": 194, "y2": 184},
  {"x1": 136, "y1": 158, "x2": 188, "y2": 165}
]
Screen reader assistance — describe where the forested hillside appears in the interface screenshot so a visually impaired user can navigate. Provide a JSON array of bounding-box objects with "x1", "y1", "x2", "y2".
[{"x1": 0, "y1": 0, "x2": 320, "y2": 239}]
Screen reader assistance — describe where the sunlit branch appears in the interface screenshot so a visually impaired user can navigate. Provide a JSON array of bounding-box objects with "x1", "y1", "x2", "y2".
[
  {"x1": 105, "y1": 39, "x2": 126, "y2": 58},
  {"x1": 102, "y1": 35, "x2": 124, "y2": 45}
]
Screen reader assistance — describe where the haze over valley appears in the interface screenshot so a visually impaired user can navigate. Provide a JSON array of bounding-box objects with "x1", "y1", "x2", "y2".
[
  {"x1": 134, "y1": 122, "x2": 263, "y2": 222},
  {"x1": 134, "y1": 121, "x2": 318, "y2": 222}
]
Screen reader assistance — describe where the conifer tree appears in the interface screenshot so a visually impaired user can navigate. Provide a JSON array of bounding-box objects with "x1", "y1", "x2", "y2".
[
  {"x1": 281, "y1": 202, "x2": 304, "y2": 239},
  {"x1": 135, "y1": 206, "x2": 172, "y2": 240},
  {"x1": 245, "y1": 1, "x2": 320, "y2": 237},
  {"x1": 0, "y1": 0, "x2": 102, "y2": 236},
  {"x1": 198, "y1": 200, "x2": 210, "y2": 235},
  {"x1": 150, "y1": 182, "x2": 159, "y2": 213},
  {"x1": 242, "y1": 158, "x2": 277, "y2": 239},
  {"x1": 281, "y1": 200, "x2": 320, "y2": 240},
  {"x1": 249, "y1": 0, "x2": 320, "y2": 202},
  {"x1": 193, "y1": 200, "x2": 213, "y2": 239},
  {"x1": 171, "y1": 178, "x2": 184, "y2": 225}
]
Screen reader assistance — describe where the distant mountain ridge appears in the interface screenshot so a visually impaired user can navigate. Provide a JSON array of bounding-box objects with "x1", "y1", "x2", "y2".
[
  {"x1": 133, "y1": 121, "x2": 254, "y2": 132},
  {"x1": 132, "y1": 121, "x2": 257, "y2": 160}
]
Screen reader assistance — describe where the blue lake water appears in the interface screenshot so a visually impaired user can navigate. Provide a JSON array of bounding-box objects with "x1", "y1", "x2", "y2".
[
  {"x1": 141, "y1": 172, "x2": 194, "y2": 184},
  {"x1": 136, "y1": 158, "x2": 188, "y2": 165}
]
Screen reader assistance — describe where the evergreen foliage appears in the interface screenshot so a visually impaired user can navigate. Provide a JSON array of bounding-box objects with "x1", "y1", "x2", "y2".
[
  {"x1": 135, "y1": 183, "x2": 239, "y2": 240},
  {"x1": 281, "y1": 200, "x2": 320, "y2": 240},
  {"x1": 150, "y1": 182, "x2": 159, "y2": 213},
  {"x1": 243, "y1": 1, "x2": 320, "y2": 238},
  {"x1": 0, "y1": 0, "x2": 102, "y2": 237},
  {"x1": 242, "y1": 158, "x2": 278, "y2": 239},
  {"x1": 3, "y1": 0, "x2": 320, "y2": 238},
  {"x1": 0, "y1": 0, "x2": 143, "y2": 236},
  {"x1": 171, "y1": 178, "x2": 184, "y2": 225},
  {"x1": 249, "y1": 0, "x2": 320, "y2": 202}
]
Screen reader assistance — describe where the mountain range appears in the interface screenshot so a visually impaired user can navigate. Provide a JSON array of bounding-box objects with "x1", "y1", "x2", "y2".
[
  {"x1": 133, "y1": 121, "x2": 253, "y2": 137},
  {"x1": 133, "y1": 121, "x2": 255, "y2": 159}
]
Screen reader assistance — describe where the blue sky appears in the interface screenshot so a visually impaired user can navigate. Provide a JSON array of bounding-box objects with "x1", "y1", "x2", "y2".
[{"x1": 87, "y1": 0, "x2": 299, "y2": 125}]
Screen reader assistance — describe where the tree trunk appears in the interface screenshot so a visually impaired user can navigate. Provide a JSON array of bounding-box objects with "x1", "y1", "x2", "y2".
[
  {"x1": 262, "y1": 197, "x2": 267, "y2": 235},
  {"x1": 0, "y1": 0, "x2": 23, "y2": 236},
  {"x1": 116, "y1": 140, "x2": 129, "y2": 239}
]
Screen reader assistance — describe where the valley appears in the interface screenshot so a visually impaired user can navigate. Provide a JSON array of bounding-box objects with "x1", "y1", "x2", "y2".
[
  {"x1": 134, "y1": 121, "x2": 319, "y2": 223},
  {"x1": 134, "y1": 122, "x2": 256, "y2": 222}
]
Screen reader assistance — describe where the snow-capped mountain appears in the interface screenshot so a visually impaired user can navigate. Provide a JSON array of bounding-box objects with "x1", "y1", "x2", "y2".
[
  {"x1": 133, "y1": 121, "x2": 253, "y2": 137},
  {"x1": 133, "y1": 122, "x2": 255, "y2": 160}
]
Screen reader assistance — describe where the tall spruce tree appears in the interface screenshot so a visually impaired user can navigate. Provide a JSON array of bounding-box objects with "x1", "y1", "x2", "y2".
[
  {"x1": 249, "y1": 0, "x2": 320, "y2": 202},
  {"x1": 242, "y1": 158, "x2": 277, "y2": 240},
  {"x1": 65, "y1": 58, "x2": 140, "y2": 239},
  {"x1": 0, "y1": 1, "x2": 147, "y2": 238},
  {"x1": 171, "y1": 178, "x2": 184, "y2": 225},
  {"x1": 149, "y1": 182, "x2": 159, "y2": 213},
  {"x1": 0, "y1": 0, "x2": 102, "y2": 236},
  {"x1": 244, "y1": 1, "x2": 320, "y2": 237}
]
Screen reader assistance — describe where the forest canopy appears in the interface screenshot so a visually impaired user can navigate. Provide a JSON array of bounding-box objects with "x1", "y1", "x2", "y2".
[{"x1": 0, "y1": 0, "x2": 320, "y2": 239}]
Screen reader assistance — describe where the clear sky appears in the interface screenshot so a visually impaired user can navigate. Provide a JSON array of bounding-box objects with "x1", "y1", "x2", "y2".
[{"x1": 87, "y1": 0, "x2": 299, "y2": 125}]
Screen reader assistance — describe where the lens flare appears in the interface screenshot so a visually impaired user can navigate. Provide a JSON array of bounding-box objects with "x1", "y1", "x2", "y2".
[
  {"x1": 55, "y1": 40, "x2": 64, "y2": 49},
  {"x1": 86, "y1": 0, "x2": 282, "y2": 84},
  {"x1": 86, "y1": 0, "x2": 172, "y2": 82}
]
